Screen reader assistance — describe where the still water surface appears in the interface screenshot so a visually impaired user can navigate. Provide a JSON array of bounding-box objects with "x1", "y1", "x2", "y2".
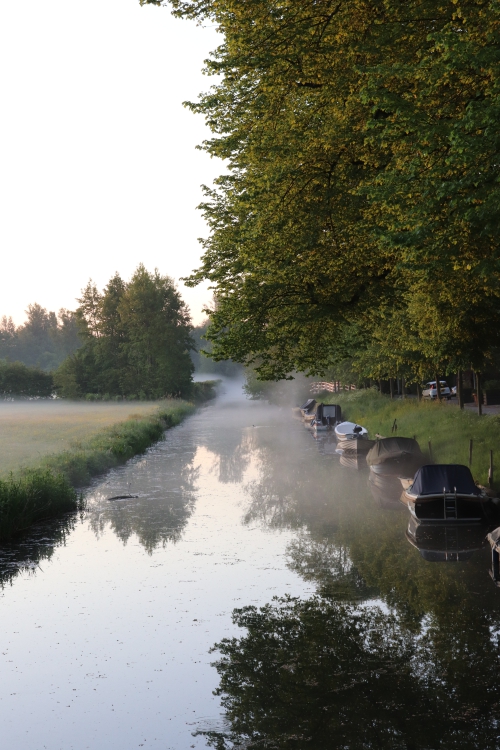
[{"x1": 1, "y1": 384, "x2": 500, "y2": 749}]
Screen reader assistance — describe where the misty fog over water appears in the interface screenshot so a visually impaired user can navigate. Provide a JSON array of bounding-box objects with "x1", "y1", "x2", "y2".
[{"x1": 1, "y1": 381, "x2": 500, "y2": 748}]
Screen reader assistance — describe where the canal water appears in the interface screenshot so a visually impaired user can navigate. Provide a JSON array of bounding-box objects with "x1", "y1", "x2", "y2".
[{"x1": 1, "y1": 383, "x2": 500, "y2": 749}]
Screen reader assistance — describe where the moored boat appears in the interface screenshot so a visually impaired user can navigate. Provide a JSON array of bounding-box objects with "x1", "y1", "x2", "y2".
[
  {"x1": 366, "y1": 437, "x2": 425, "y2": 477},
  {"x1": 488, "y1": 527, "x2": 500, "y2": 585},
  {"x1": 400, "y1": 464, "x2": 492, "y2": 523},
  {"x1": 299, "y1": 398, "x2": 317, "y2": 424},
  {"x1": 334, "y1": 421, "x2": 368, "y2": 442},
  {"x1": 311, "y1": 403, "x2": 342, "y2": 432}
]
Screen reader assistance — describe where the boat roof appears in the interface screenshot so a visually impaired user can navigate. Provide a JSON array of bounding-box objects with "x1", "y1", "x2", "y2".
[
  {"x1": 366, "y1": 437, "x2": 423, "y2": 466},
  {"x1": 411, "y1": 464, "x2": 481, "y2": 496},
  {"x1": 300, "y1": 398, "x2": 316, "y2": 411},
  {"x1": 318, "y1": 403, "x2": 341, "y2": 415}
]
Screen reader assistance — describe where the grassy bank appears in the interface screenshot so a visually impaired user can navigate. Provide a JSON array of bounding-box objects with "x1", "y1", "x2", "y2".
[
  {"x1": 322, "y1": 390, "x2": 500, "y2": 488},
  {"x1": 0, "y1": 399, "x2": 197, "y2": 540}
]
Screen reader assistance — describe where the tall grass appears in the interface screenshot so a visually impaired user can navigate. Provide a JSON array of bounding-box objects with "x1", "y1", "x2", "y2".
[
  {"x1": 0, "y1": 470, "x2": 80, "y2": 540},
  {"x1": 324, "y1": 390, "x2": 500, "y2": 487},
  {"x1": 0, "y1": 400, "x2": 196, "y2": 540}
]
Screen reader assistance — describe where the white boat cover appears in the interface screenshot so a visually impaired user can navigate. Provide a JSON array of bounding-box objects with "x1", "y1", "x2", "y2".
[{"x1": 335, "y1": 421, "x2": 368, "y2": 438}]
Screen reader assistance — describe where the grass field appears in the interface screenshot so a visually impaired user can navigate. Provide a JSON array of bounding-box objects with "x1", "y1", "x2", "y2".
[
  {"x1": 322, "y1": 390, "x2": 500, "y2": 488},
  {"x1": 0, "y1": 401, "x2": 163, "y2": 476},
  {"x1": 0, "y1": 399, "x2": 197, "y2": 540}
]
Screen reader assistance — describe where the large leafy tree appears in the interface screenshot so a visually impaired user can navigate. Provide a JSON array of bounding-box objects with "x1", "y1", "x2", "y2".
[
  {"x1": 56, "y1": 266, "x2": 194, "y2": 398},
  {"x1": 141, "y1": 0, "x2": 500, "y2": 381}
]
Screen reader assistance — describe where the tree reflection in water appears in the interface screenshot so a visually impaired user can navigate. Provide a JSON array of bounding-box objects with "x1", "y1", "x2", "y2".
[
  {"x1": 201, "y1": 425, "x2": 500, "y2": 748},
  {"x1": 0, "y1": 512, "x2": 82, "y2": 588},
  {"x1": 200, "y1": 595, "x2": 500, "y2": 749},
  {"x1": 87, "y1": 438, "x2": 199, "y2": 554}
]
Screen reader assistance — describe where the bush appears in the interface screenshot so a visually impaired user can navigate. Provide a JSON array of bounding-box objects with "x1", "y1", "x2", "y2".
[{"x1": 0, "y1": 360, "x2": 53, "y2": 398}]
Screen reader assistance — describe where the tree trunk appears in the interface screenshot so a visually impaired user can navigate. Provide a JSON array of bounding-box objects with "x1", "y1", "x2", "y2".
[
  {"x1": 379, "y1": 379, "x2": 383, "y2": 394},
  {"x1": 457, "y1": 369, "x2": 464, "y2": 410},
  {"x1": 401, "y1": 375, "x2": 406, "y2": 399},
  {"x1": 416, "y1": 383, "x2": 421, "y2": 402},
  {"x1": 476, "y1": 371, "x2": 482, "y2": 416},
  {"x1": 389, "y1": 378, "x2": 394, "y2": 399},
  {"x1": 435, "y1": 374, "x2": 441, "y2": 401}
]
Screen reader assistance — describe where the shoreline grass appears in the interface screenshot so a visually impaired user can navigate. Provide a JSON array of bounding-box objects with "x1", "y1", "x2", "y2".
[
  {"x1": 0, "y1": 399, "x2": 198, "y2": 541},
  {"x1": 322, "y1": 390, "x2": 500, "y2": 488}
]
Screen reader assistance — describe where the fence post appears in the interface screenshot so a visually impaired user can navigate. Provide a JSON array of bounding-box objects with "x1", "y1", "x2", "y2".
[{"x1": 457, "y1": 369, "x2": 464, "y2": 410}]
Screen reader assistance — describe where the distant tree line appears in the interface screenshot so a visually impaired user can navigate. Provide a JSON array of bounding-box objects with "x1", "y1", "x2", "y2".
[
  {"x1": 0, "y1": 305, "x2": 81, "y2": 371},
  {"x1": 0, "y1": 267, "x2": 241, "y2": 400}
]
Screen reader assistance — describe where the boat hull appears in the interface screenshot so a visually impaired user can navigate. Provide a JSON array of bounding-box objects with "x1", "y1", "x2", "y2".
[
  {"x1": 401, "y1": 490, "x2": 491, "y2": 523},
  {"x1": 341, "y1": 438, "x2": 375, "y2": 454}
]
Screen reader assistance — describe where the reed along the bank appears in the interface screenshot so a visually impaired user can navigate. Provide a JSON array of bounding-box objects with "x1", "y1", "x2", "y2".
[
  {"x1": 323, "y1": 389, "x2": 500, "y2": 488},
  {"x1": 0, "y1": 399, "x2": 198, "y2": 541}
]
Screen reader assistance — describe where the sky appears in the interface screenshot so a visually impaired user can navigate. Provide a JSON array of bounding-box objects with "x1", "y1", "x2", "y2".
[{"x1": 0, "y1": 0, "x2": 221, "y2": 326}]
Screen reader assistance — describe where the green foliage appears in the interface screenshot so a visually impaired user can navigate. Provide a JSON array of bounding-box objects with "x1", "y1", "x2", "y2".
[
  {"x1": 55, "y1": 265, "x2": 194, "y2": 399},
  {"x1": 0, "y1": 470, "x2": 79, "y2": 540},
  {"x1": 0, "y1": 359, "x2": 54, "y2": 398},
  {"x1": 0, "y1": 306, "x2": 81, "y2": 370},
  {"x1": 189, "y1": 379, "x2": 218, "y2": 402},
  {"x1": 142, "y1": 0, "x2": 500, "y2": 383}
]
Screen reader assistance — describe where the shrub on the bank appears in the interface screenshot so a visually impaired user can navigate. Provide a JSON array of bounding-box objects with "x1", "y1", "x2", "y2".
[{"x1": 190, "y1": 380, "x2": 219, "y2": 402}]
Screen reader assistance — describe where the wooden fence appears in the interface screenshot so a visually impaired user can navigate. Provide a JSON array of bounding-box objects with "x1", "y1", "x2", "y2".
[{"x1": 310, "y1": 382, "x2": 356, "y2": 393}]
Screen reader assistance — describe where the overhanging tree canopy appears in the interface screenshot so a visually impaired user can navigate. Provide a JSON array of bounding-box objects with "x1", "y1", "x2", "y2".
[{"x1": 142, "y1": 0, "x2": 500, "y2": 380}]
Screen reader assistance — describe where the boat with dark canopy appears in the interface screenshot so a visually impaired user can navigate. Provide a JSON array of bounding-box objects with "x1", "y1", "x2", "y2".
[
  {"x1": 400, "y1": 464, "x2": 492, "y2": 523},
  {"x1": 299, "y1": 398, "x2": 317, "y2": 424},
  {"x1": 366, "y1": 437, "x2": 425, "y2": 476},
  {"x1": 312, "y1": 403, "x2": 342, "y2": 432}
]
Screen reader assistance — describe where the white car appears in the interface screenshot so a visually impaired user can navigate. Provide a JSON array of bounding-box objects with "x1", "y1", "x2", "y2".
[{"x1": 422, "y1": 381, "x2": 451, "y2": 400}]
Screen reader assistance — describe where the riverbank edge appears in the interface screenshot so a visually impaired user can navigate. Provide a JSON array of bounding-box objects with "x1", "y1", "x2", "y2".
[
  {"x1": 320, "y1": 389, "x2": 500, "y2": 488},
  {"x1": 0, "y1": 394, "x2": 211, "y2": 541}
]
